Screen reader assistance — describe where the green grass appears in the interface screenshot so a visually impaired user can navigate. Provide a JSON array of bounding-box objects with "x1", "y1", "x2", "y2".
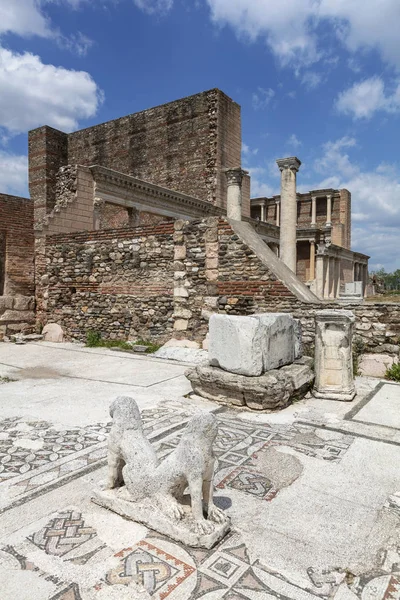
[
  {"x1": 385, "y1": 362, "x2": 400, "y2": 383},
  {"x1": 85, "y1": 330, "x2": 160, "y2": 354}
]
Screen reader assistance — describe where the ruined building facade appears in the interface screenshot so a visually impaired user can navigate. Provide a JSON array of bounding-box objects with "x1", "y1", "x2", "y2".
[{"x1": 2, "y1": 88, "x2": 396, "y2": 352}]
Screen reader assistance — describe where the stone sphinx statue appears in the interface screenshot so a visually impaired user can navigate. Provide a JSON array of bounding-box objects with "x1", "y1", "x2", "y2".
[{"x1": 92, "y1": 396, "x2": 230, "y2": 548}]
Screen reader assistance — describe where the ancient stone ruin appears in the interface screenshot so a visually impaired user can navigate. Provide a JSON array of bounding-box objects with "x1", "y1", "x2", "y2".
[
  {"x1": 0, "y1": 88, "x2": 398, "y2": 374},
  {"x1": 92, "y1": 396, "x2": 230, "y2": 549},
  {"x1": 186, "y1": 313, "x2": 314, "y2": 410}
]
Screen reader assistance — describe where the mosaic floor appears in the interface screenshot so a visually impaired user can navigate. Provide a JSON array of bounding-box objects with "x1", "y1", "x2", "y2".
[{"x1": 2, "y1": 403, "x2": 400, "y2": 599}]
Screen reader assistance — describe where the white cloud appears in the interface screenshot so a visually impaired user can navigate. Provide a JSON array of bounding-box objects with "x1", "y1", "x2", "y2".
[
  {"x1": 336, "y1": 76, "x2": 400, "y2": 119},
  {"x1": 252, "y1": 87, "x2": 275, "y2": 110},
  {"x1": 0, "y1": 0, "x2": 51, "y2": 38},
  {"x1": 205, "y1": 0, "x2": 400, "y2": 71},
  {"x1": 245, "y1": 167, "x2": 276, "y2": 198},
  {"x1": 242, "y1": 143, "x2": 258, "y2": 156},
  {"x1": 0, "y1": 1, "x2": 100, "y2": 54},
  {"x1": 287, "y1": 134, "x2": 302, "y2": 148},
  {"x1": 301, "y1": 71, "x2": 322, "y2": 90},
  {"x1": 133, "y1": 0, "x2": 173, "y2": 13},
  {"x1": 0, "y1": 152, "x2": 28, "y2": 196},
  {"x1": 314, "y1": 137, "x2": 358, "y2": 179},
  {"x1": 0, "y1": 47, "x2": 103, "y2": 134}
]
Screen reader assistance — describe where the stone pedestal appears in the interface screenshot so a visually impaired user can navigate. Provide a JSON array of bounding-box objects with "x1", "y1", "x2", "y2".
[
  {"x1": 186, "y1": 358, "x2": 314, "y2": 411},
  {"x1": 313, "y1": 310, "x2": 356, "y2": 401},
  {"x1": 93, "y1": 488, "x2": 230, "y2": 549}
]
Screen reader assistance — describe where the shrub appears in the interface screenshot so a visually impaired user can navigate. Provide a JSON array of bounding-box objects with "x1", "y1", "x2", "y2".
[
  {"x1": 385, "y1": 362, "x2": 400, "y2": 383},
  {"x1": 85, "y1": 330, "x2": 160, "y2": 353},
  {"x1": 86, "y1": 330, "x2": 102, "y2": 347},
  {"x1": 352, "y1": 337, "x2": 365, "y2": 377}
]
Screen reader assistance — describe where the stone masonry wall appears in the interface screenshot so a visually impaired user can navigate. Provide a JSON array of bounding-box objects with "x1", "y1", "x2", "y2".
[
  {"x1": 40, "y1": 216, "x2": 399, "y2": 354},
  {"x1": 39, "y1": 222, "x2": 175, "y2": 342},
  {"x1": 0, "y1": 193, "x2": 35, "y2": 338}
]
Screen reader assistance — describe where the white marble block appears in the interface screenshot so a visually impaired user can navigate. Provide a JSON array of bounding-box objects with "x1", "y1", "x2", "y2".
[
  {"x1": 209, "y1": 313, "x2": 296, "y2": 376},
  {"x1": 313, "y1": 309, "x2": 356, "y2": 401}
]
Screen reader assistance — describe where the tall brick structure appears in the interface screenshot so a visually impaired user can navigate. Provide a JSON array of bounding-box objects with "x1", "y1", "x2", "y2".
[
  {"x1": 0, "y1": 194, "x2": 35, "y2": 338},
  {"x1": 0, "y1": 194, "x2": 34, "y2": 296},
  {"x1": 29, "y1": 89, "x2": 246, "y2": 228}
]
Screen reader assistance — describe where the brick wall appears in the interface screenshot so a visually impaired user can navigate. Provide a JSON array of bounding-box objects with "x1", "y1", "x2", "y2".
[
  {"x1": 28, "y1": 126, "x2": 68, "y2": 224},
  {"x1": 0, "y1": 194, "x2": 35, "y2": 338},
  {"x1": 0, "y1": 194, "x2": 34, "y2": 296}
]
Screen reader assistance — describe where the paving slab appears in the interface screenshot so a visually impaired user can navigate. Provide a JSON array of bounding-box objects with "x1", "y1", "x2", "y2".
[
  {"x1": 1, "y1": 342, "x2": 400, "y2": 600},
  {"x1": 349, "y1": 381, "x2": 400, "y2": 428}
]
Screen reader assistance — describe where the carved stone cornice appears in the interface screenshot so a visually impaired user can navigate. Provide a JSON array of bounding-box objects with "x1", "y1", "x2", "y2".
[
  {"x1": 89, "y1": 165, "x2": 223, "y2": 220},
  {"x1": 276, "y1": 157, "x2": 301, "y2": 173}
]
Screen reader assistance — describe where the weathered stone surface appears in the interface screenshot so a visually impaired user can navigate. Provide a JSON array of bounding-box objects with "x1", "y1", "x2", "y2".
[
  {"x1": 313, "y1": 310, "x2": 356, "y2": 401},
  {"x1": 359, "y1": 353, "x2": 398, "y2": 378},
  {"x1": 0, "y1": 310, "x2": 35, "y2": 324},
  {"x1": 164, "y1": 338, "x2": 200, "y2": 349},
  {"x1": 42, "y1": 323, "x2": 64, "y2": 343},
  {"x1": 154, "y1": 347, "x2": 208, "y2": 364},
  {"x1": 209, "y1": 313, "x2": 296, "y2": 376},
  {"x1": 185, "y1": 361, "x2": 314, "y2": 411},
  {"x1": 13, "y1": 296, "x2": 34, "y2": 311},
  {"x1": 93, "y1": 397, "x2": 230, "y2": 548},
  {"x1": 0, "y1": 297, "x2": 13, "y2": 312}
]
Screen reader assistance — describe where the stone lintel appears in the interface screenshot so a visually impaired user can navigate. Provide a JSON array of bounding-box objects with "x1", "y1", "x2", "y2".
[{"x1": 276, "y1": 157, "x2": 301, "y2": 172}]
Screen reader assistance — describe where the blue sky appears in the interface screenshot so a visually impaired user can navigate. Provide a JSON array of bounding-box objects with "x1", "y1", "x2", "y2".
[{"x1": 0, "y1": 0, "x2": 400, "y2": 271}]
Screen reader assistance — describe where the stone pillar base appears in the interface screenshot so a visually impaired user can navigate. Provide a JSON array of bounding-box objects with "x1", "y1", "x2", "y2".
[{"x1": 313, "y1": 389, "x2": 356, "y2": 402}]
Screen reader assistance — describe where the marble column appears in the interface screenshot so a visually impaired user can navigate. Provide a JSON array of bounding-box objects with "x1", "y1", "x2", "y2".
[
  {"x1": 315, "y1": 244, "x2": 326, "y2": 299},
  {"x1": 329, "y1": 257, "x2": 336, "y2": 298},
  {"x1": 324, "y1": 256, "x2": 331, "y2": 299},
  {"x1": 276, "y1": 200, "x2": 280, "y2": 226},
  {"x1": 224, "y1": 168, "x2": 248, "y2": 221},
  {"x1": 326, "y1": 195, "x2": 332, "y2": 227},
  {"x1": 276, "y1": 157, "x2": 301, "y2": 273},
  {"x1": 260, "y1": 201, "x2": 266, "y2": 222},
  {"x1": 354, "y1": 262, "x2": 359, "y2": 281},
  {"x1": 311, "y1": 196, "x2": 317, "y2": 227},
  {"x1": 309, "y1": 240, "x2": 316, "y2": 280},
  {"x1": 313, "y1": 310, "x2": 356, "y2": 401},
  {"x1": 335, "y1": 259, "x2": 341, "y2": 298}
]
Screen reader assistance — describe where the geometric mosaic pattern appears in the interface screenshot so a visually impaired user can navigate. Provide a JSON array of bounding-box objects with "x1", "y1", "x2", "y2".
[
  {"x1": 0, "y1": 405, "x2": 194, "y2": 513},
  {"x1": 28, "y1": 510, "x2": 97, "y2": 557},
  {"x1": 107, "y1": 540, "x2": 196, "y2": 598},
  {"x1": 216, "y1": 466, "x2": 278, "y2": 501},
  {"x1": 0, "y1": 419, "x2": 110, "y2": 482},
  {"x1": 0, "y1": 407, "x2": 193, "y2": 482},
  {"x1": 155, "y1": 415, "x2": 355, "y2": 505},
  {"x1": 101, "y1": 531, "x2": 325, "y2": 600},
  {"x1": 1, "y1": 406, "x2": 370, "y2": 600}
]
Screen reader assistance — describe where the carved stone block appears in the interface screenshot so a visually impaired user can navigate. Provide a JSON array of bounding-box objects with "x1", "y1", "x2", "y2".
[{"x1": 313, "y1": 309, "x2": 356, "y2": 401}]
